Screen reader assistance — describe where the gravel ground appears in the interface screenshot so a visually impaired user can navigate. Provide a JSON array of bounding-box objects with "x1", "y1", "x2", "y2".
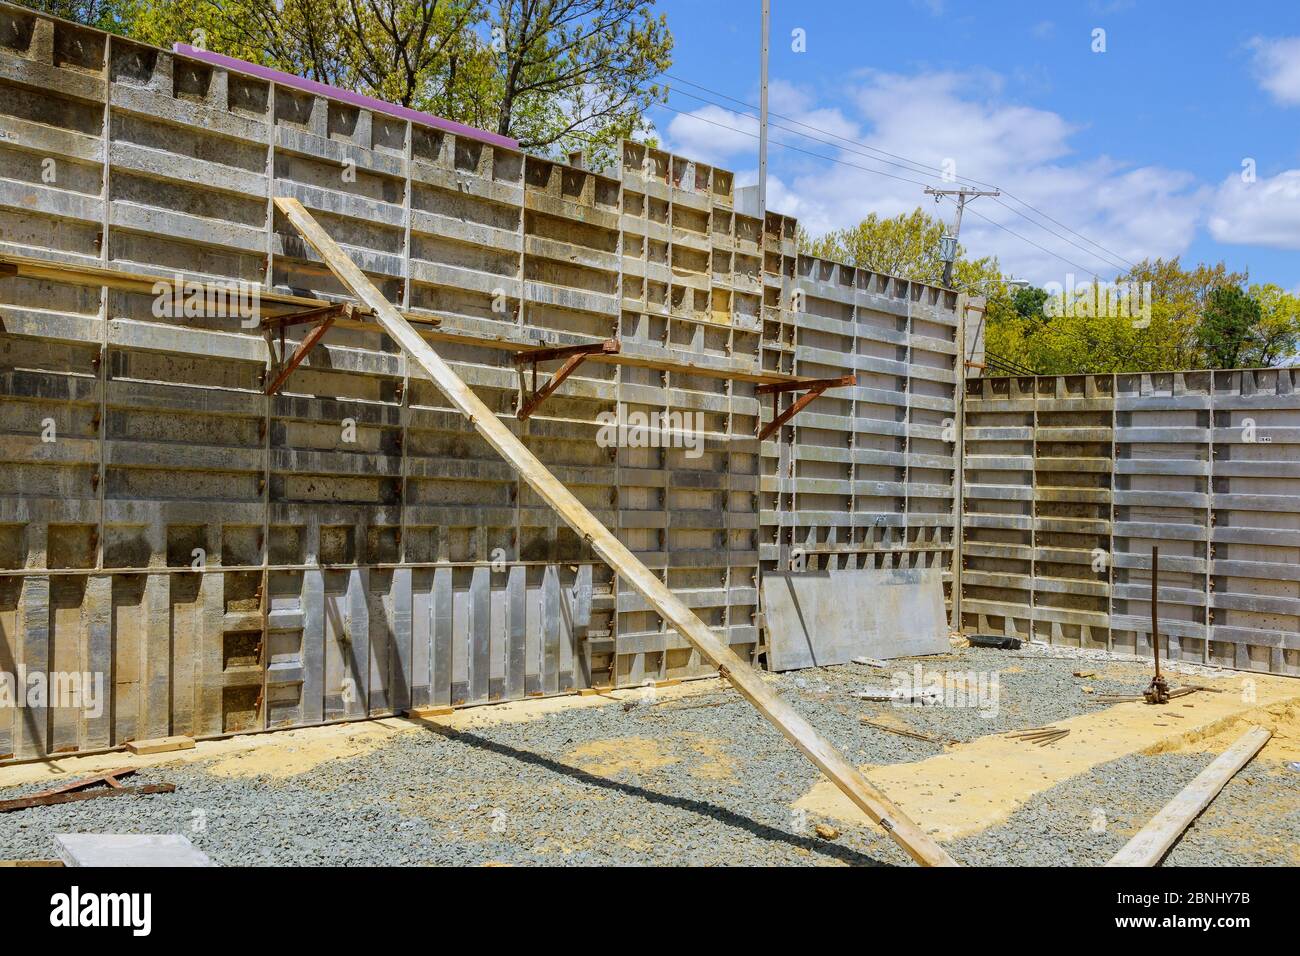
[
  {"x1": 947, "y1": 751, "x2": 1300, "y2": 866},
  {"x1": 0, "y1": 647, "x2": 1293, "y2": 866}
]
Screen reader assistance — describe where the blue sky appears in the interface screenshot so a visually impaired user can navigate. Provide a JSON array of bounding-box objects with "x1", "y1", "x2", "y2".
[{"x1": 648, "y1": 0, "x2": 1300, "y2": 289}]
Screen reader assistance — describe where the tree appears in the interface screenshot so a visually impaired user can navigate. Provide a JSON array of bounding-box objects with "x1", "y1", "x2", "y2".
[
  {"x1": 797, "y1": 212, "x2": 1298, "y2": 375},
  {"x1": 1197, "y1": 286, "x2": 1263, "y2": 370},
  {"x1": 19, "y1": 0, "x2": 131, "y2": 32},
  {"x1": 21, "y1": 0, "x2": 670, "y2": 166},
  {"x1": 482, "y1": 0, "x2": 671, "y2": 161},
  {"x1": 1011, "y1": 285, "x2": 1049, "y2": 325},
  {"x1": 1246, "y1": 283, "x2": 1300, "y2": 367},
  {"x1": 1116, "y1": 257, "x2": 1246, "y2": 369}
]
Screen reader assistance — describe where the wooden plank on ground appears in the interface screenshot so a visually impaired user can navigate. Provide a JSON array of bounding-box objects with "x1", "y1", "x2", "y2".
[
  {"x1": 126, "y1": 735, "x2": 195, "y2": 755},
  {"x1": 274, "y1": 195, "x2": 958, "y2": 867},
  {"x1": 1106, "y1": 725, "x2": 1272, "y2": 867}
]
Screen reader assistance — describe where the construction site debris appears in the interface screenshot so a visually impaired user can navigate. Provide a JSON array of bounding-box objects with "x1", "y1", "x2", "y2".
[
  {"x1": 0, "y1": 768, "x2": 175, "y2": 814},
  {"x1": 967, "y1": 635, "x2": 1022, "y2": 650}
]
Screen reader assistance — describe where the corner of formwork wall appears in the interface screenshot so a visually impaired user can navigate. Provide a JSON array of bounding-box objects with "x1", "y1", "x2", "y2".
[
  {"x1": 951, "y1": 293, "x2": 990, "y2": 634},
  {"x1": 952, "y1": 295, "x2": 968, "y2": 632}
]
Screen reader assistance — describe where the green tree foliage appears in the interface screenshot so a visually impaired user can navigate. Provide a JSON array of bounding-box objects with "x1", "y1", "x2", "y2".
[
  {"x1": 20, "y1": 0, "x2": 670, "y2": 166},
  {"x1": 1246, "y1": 283, "x2": 1300, "y2": 367},
  {"x1": 797, "y1": 209, "x2": 1015, "y2": 327},
  {"x1": 1197, "y1": 285, "x2": 1262, "y2": 370}
]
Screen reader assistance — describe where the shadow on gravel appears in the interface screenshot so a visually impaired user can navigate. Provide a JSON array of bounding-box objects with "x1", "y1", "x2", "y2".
[{"x1": 414, "y1": 721, "x2": 891, "y2": 867}]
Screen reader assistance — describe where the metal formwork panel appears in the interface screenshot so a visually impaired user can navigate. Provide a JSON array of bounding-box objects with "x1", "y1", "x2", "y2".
[
  {"x1": 612, "y1": 141, "x2": 759, "y2": 684},
  {"x1": 962, "y1": 371, "x2": 1298, "y2": 676},
  {"x1": 0, "y1": 5, "x2": 779, "y2": 755},
  {"x1": 758, "y1": 252, "x2": 964, "y2": 654}
]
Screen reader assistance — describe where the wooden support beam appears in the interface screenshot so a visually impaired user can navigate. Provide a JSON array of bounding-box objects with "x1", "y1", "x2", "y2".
[
  {"x1": 757, "y1": 375, "x2": 856, "y2": 442},
  {"x1": 25, "y1": 768, "x2": 138, "y2": 798},
  {"x1": 0, "y1": 262, "x2": 16, "y2": 278},
  {"x1": 264, "y1": 306, "x2": 345, "y2": 395},
  {"x1": 1106, "y1": 725, "x2": 1271, "y2": 867},
  {"x1": 755, "y1": 374, "x2": 856, "y2": 396},
  {"x1": 0, "y1": 767, "x2": 176, "y2": 813},
  {"x1": 0, "y1": 254, "x2": 814, "y2": 386},
  {"x1": 515, "y1": 340, "x2": 620, "y2": 421},
  {"x1": 513, "y1": 340, "x2": 620, "y2": 365},
  {"x1": 274, "y1": 196, "x2": 956, "y2": 867},
  {"x1": 260, "y1": 303, "x2": 353, "y2": 330}
]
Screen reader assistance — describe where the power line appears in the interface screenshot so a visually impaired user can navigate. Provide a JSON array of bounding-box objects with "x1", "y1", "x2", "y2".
[
  {"x1": 655, "y1": 99, "x2": 936, "y2": 189},
  {"x1": 988, "y1": 196, "x2": 1131, "y2": 275},
  {"x1": 660, "y1": 72, "x2": 1138, "y2": 275},
  {"x1": 668, "y1": 85, "x2": 957, "y2": 188},
  {"x1": 665, "y1": 73, "x2": 967, "y2": 186},
  {"x1": 659, "y1": 96, "x2": 1112, "y2": 284},
  {"x1": 934, "y1": 194, "x2": 1107, "y2": 278}
]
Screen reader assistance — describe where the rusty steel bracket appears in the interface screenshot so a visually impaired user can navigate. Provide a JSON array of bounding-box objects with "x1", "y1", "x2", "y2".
[
  {"x1": 0, "y1": 767, "x2": 176, "y2": 813},
  {"x1": 755, "y1": 375, "x2": 856, "y2": 442},
  {"x1": 264, "y1": 304, "x2": 353, "y2": 395},
  {"x1": 513, "y1": 339, "x2": 620, "y2": 421}
]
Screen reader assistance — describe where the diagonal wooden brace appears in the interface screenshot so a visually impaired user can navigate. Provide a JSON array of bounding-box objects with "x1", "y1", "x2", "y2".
[
  {"x1": 756, "y1": 375, "x2": 856, "y2": 442},
  {"x1": 264, "y1": 304, "x2": 350, "y2": 395},
  {"x1": 272, "y1": 196, "x2": 955, "y2": 867},
  {"x1": 514, "y1": 339, "x2": 620, "y2": 421}
]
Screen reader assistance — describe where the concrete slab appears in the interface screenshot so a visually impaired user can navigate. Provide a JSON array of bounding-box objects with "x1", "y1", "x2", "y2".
[
  {"x1": 762, "y1": 566, "x2": 949, "y2": 671},
  {"x1": 55, "y1": 834, "x2": 215, "y2": 867}
]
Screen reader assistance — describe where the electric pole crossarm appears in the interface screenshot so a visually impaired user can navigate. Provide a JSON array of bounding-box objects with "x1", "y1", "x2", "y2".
[{"x1": 924, "y1": 188, "x2": 1001, "y2": 287}]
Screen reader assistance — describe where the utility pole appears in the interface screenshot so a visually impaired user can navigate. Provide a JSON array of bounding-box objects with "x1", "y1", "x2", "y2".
[
  {"x1": 924, "y1": 186, "x2": 1000, "y2": 287},
  {"x1": 758, "y1": 0, "x2": 770, "y2": 220}
]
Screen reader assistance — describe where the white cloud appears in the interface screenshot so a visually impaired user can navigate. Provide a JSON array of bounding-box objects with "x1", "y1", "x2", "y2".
[
  {"x1": 660, "y1": 67, "x2": 1212, "y2": 284},
  {"x1": 787, "y1": 71, "x2": 1201, "y2": 282},
  {"x1": 1209, "y1": 170, "x2": 1300, "y2": 249},
  {"x1": 1248, "y1": 36, "x2": 1300, "y2": 106},
  {"x1": 663, "y1": 104, "x2": 757, "y2": 168}
]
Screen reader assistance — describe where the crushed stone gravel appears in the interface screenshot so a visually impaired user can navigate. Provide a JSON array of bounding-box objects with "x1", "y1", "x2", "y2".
[{"x1": 0, "y1": 647, "x2": 1291, "y2": 866}]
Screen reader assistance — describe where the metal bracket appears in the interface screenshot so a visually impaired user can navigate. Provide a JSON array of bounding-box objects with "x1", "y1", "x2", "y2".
[
  {"x1": 513, "y1": 339, "x2": 620, "y2": 420},
  {"x1": 264, "y1": 303, "x2": 353, "y2": 395},
  {"x1": 755, "y1": 374, "x2": 856, "y2": 442}
]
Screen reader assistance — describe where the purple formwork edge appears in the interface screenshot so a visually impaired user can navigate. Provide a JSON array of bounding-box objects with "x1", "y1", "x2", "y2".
[{"x1": 172, "y1": 43, "x2": 520, "y2": 151}]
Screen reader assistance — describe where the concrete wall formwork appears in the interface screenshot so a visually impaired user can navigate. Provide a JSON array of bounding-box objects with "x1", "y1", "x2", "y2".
[
  {"x1": 757, "y1": 249, "x2": 969, "y2": 629},
  {"x1": 0, "y1": 5, "x2": 972, "y2": 758},
  {"x1": 962, "y1": 370, "x2": 1300, "y2": 677}
]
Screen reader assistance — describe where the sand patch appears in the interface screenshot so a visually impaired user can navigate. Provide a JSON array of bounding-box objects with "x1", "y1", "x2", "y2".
[
  {"x1": 203, "y1": 721, "x2": 403, "y2": 779},
  {"x1": 685, "y1": 736, "x2": 738, "y2": 780},
  {"x1": 565, "y1": 737, "x2": 679, "y2": 776},
  {"x1": 0, "y1": 678, "x2": 733, "y2": 789},
  {"x1": 796, "y1": 672, "x2": 1300, "y2": 841},
  {"x1": 1141, "y1": 699, "x2": 1300, "y2": 764}
]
